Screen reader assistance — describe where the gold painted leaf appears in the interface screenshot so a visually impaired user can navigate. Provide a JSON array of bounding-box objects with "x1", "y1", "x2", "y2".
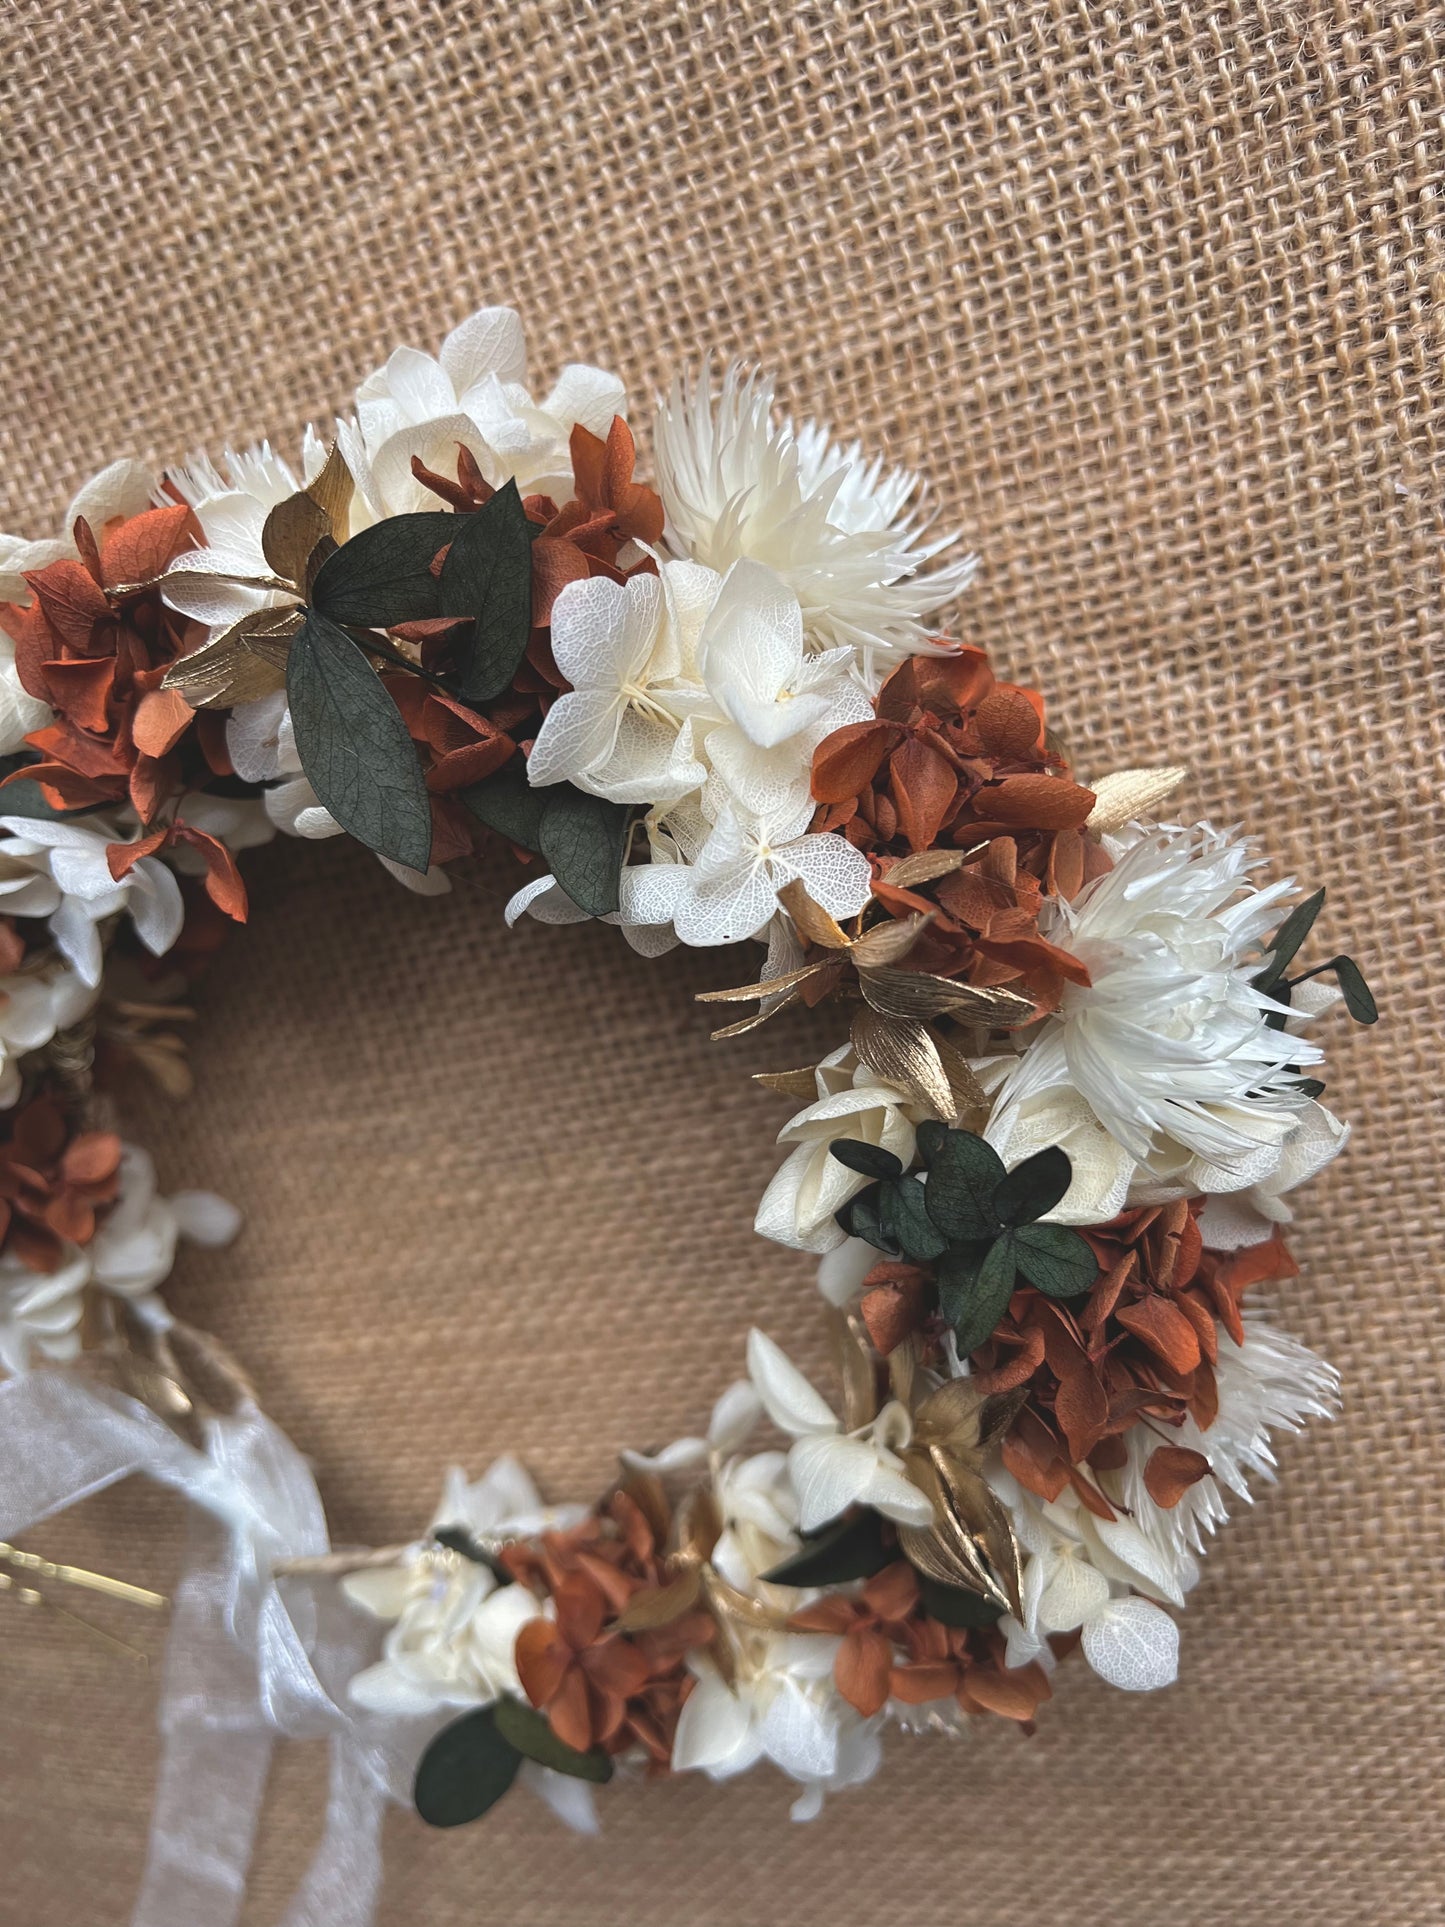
[
  {"x1": 696, "y1": 960, "x2": 831, "y2": 1004},
  {"x1": 776, "y1": 878, "x2": 851, "y2": 950},
  {"x1": 304, "y1": 441, "x2": 355, "y2": 545},
  {"x1": 884, "y1": 846, "x2": 981, "y2": 889},
  {"x1": 163, "y1": 605, "x2": 302, "y2": 710},
  {"x1": 752, "y1": 1067, "x2": 822, "y2": 1100},
  {"x1": 930, "y1": 1031, "x2": 989, "y2": 1111},
  {"x1": 828, "y1": 1304, "x2": 880, "y2": 1432},
  {"x1": 850, "y1": 1006, "x2": 957, "y2": 1121},
  {"x1": 849, "y1": 912, "x2": 933, "y2": 969},
  {"x1": 858, "y1": 965, "x2": 1036, "y2": 1027},
  {"x1": 708, "y1": 990, "x2": 801, "y2": 1039},
  {"x1": 261, "y1": 491, "x2": 331, "y2": 587},
  {"x1": 613, "y1": 1569, "x2": 703, "y2": 1632}
]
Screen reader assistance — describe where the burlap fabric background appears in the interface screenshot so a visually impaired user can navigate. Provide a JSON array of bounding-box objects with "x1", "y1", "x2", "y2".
[{"x1": 2, "y1": 4, "x2": 1442, "y2": 1923}]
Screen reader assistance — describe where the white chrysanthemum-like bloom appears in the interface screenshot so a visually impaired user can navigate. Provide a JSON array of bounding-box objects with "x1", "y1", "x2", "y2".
[
  {"x1": 653, "y1": 361, "x2": 975, "y2": 675},
  {"x1": 1104, "y1": 1306, "x2": 1340, "y2": 1571},
  {"x1": 338, "y1": 305, "x2": 625, "y2": 519},
  {"x1": 746, "y1": 1329, "x2": 933, "y2": 1533},
  {"x1": 0, "y1": 814, "x2": 186, "y2": 988},
  {"x1": 518, "y1": 557, "x2": 873, "y2": 947},
  {"x1": 981, "y1": 824, "x2": 1326, "y2": 1220},
  {"x1": 0, "y1": 1147, "x2": 239, "y2": 1375},
  {"x1": 342, "y1": 1458, "x2": 584, "y2": 1719},
  {"x1": 755, "y1": 1044, "x2": 929, "y2": 1254}
]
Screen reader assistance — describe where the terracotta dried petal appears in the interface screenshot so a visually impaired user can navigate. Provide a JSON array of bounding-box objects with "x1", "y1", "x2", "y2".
[
  {"x1": 978, "y1": 774, "x2": 1097, "y2": 830},
  {"x1": 101, "y1": 505, "x2": 193, "y2": 590},
  {"x1": 890, "y1": 735, "x2": 960, "y2": 850},
  {"x1": 1143, "y1": 1445, "x2": 1213, "y2": 1509},
  {"x1": 1115, "y1": 1296, "x2": 1203, "y2": 1375},
  {"x1": 974, "y1": 689, "x2": 1043, "y2": 760},
  {"x1": 962, "y1": 1660, "x2": 1052, "y2": 1722},
  {"x1": 514, "y1": 1618, "x2": 573, "y2": 1708},
  {"x1": 889, "y1": 1660, "x2": 961, "y2": 1704},
  {"x1": 581, "y1": 1636, "x2": 653, "y2": 1700},
  {"x1": 811, "y1": 719, "x2": 902, "y2": 803},
  {"x1": 835, "y1": 1624, "x2": 895, "y2": 1717}
]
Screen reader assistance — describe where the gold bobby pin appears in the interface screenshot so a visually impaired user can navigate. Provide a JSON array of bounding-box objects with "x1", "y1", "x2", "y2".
[
  {"x1": 0, "y1": 1570, "x2": 152, "y2": 1667},
  {"x1": 0, "y1": 1542, "x2": 168, "y2": 1611}
]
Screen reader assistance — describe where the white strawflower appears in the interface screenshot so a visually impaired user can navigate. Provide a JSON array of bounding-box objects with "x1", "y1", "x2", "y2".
[
  {"x1": 653, "y1": 361, "x2": 975, "y2": 676},
  {"x1": 982, "y1": 824, "x2": 1326, "y2": 1217}
]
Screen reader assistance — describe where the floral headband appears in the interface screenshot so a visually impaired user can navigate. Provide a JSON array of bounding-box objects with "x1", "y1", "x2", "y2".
[{"x1": 0, "y1": 307, "x2": 1373, "y2": 1901}]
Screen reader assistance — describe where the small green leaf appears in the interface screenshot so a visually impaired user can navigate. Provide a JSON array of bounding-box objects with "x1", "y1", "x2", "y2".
[
  {"x1": 1326, "y1": 954, "x2": 1378, "y2": 1025},
  {"x1": 937, "y1": 1235, "x2": 1018, "y2": 1355},
  {"x1": 1010, "y1": 1221, "x2": 1098, "y2": 1299},
  {"x1": 761, "y1": 1510, "x2": 892, "y2": 1587},
  {"x1": 286, "y1": 612, "x2": 432, "y2": 872},
  {"x1": 492, "y1": 1697, "x2": 614, "y2": 1783},
  {"x1": 458, "y1": 753, "x2": 548, "y2": 853},
  {"x1": 917, "y1": 1575, "x2": 1004, "y2": 1627},
  {"x1": 828, "y1": 1139, "x2": 905, "y2": 1181},
  {"x1": 1255, "y1": 886, "x2": 1325, "y2": 990},
  {"x1": 310, "y1": 510, "x2": 456, "y2": 628},
  {"x1": 413, "y1": 1707, "x2": 522, "y2": 1828},
  {"x1": 537, "y1": 786, "x2": 629, "y2": 917},
  {"x1": 834, "y1": 1182, "x2": 892, "y2": 1253},
  {"x1": 432, "y1": 1525, "x2": 512, "y2": 1586},
  {"x1": 438, "y1": 481, "x2": 537, "y2": 702},
  {"x1": 924, "y1": 1130, "x2": 1007, "y2": 1244},
  {"x1": 1294, "y1": 1077, "x2": 1326, "y2": 1099},
  {"x1": 889, "y1": 1174, "x2": 949, "y2": 1263},
  {"x1": 992, "y1": 1145, "x2": 1073, "y2": 1226}
]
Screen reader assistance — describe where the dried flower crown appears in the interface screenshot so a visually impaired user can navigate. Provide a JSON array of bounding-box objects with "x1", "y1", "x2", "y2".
[{"x1": 0, "y1": 308, "x2": 1374, "y2": 1849}]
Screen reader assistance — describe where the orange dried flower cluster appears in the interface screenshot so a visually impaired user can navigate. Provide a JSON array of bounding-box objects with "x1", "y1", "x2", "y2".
[
  {"x1": 790, "y1": 1559, "x2": 1053, "y2": 1728},
  {"x1": 0, "y1": 505, "x2": 226, "y2": 823},
  {"x1": 967, "y1": 1201, "x2": 1299, "y2": 1516},
  {"x1": 810, "y1": 654, "x2": 1110, "y2": 1009},
  {"x1": 0, "y1": 1096, "x2": 122, "y2": 1273},
  {"x1": 506, "y1": 1480, "x2": 713, "y2": 1767}
]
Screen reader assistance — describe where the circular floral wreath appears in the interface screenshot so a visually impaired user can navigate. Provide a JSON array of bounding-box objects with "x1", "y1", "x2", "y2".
[{"x1": 0, "y1": 307, "x2": 1375, "y2": 1836}]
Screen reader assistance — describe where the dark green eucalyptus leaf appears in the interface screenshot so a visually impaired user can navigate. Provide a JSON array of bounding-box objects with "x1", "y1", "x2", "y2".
[
  {"x1": 835, "y1": 1182, "x2": 893, "y2": 1254},
  {"x1": 537, "y1": 786, "x2": 629, "y2": 917},
  {"x1": 924, "y1": 1129, "x2": 1007, "y2": 1244},
  {"x1": 1294, "y1": 1077, "x2": 1326, "y2": 1099},
  {"x1": 432, "y1": 1525, "x2": 512, "y2": 1585},
  {"x1": 829, "y1": 1139, "x2": 905, "y2": 1181},
  {"x1": 1255, "y1": 886, "x2": 1325, "y2": 991},
  {"x1": 310, "y1": 511, "x2": 457, "y2": 628},
  {"x1": 492, "y1": 1697, "x2": 614, "y2": 1783},
  {"x1": 915, "y1": 1120, "x2": 950, "y2": 1167},
  {"x1": 413, "y1": 1707, "x2": 522, "y2": 1828},
  {"x1": 761, "y1": 1510, "x2": 892, "y2": 1587},
  {"x1": 890, "y1": 1174, "x2": 949, "y2": 1263},
  {"x1": 1326, "y1": 954, "x2": 1378, "y2": 1025},
  {"x1": 458, "y1": 752, "x2": 548, "y2": 852},
  {"x1": 937, "y1": 1236, "x2": 1017, "y2": 1355},
  {"x1": 286, "y1": 612, "x2": 432, "y2": 872},
  {"x1": 1010, "y1": 1222, "x2": 1098, "y2": 1299},
  {"x1": 438, "y1": 481, "x2": 537, "y2": 702},
  {"x1": 917, "y1": 1575, "x2": 1004, "y2": 1627},
  {"x1": 992, "y1": 1145, "x2": 1073, "y2": 1227}
]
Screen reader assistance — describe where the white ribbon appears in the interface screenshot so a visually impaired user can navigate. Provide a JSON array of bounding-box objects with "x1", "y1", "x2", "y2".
[{"x1": 0, "y1": 1371, "x2": 425, "y2": 1927}]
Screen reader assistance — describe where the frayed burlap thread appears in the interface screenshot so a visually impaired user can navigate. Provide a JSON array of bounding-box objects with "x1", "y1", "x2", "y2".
[{"x1": 0, "y1": 4, "x2": 1442, "y2": 1924}]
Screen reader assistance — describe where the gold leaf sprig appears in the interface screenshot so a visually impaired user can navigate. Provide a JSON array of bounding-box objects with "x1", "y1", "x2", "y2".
[{"x1": 162, "y1": 444, "x2": 354, "y2": 711}]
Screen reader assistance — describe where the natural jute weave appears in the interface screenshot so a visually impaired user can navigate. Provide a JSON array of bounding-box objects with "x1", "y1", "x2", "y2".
[{"x1": 1, "y1": 4, "x2": 1441, "y2": 1923}]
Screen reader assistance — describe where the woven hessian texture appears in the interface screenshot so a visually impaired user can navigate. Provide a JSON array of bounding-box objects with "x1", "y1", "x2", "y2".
[{"x1": 2, "y1": 3, "x2": 1442, "y2": 1923}]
